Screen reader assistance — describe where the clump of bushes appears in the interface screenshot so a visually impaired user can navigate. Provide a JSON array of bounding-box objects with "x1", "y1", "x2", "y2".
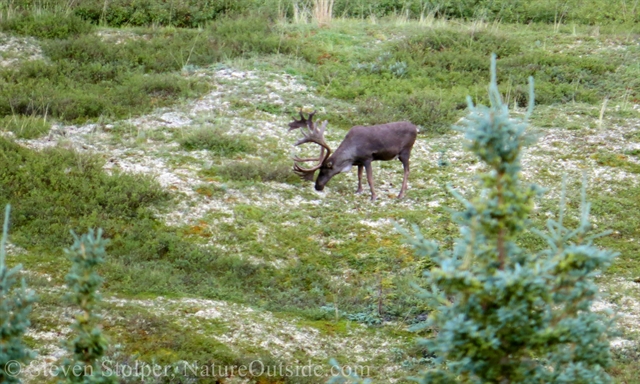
[
  {"x1": 0, "y1": 33, "x2": 210, "y2": 122},
  {"x1": 0, "y1": 14, "x2": 291, "y2": 124},
  {"x1": 0, "y1": 137, "x2": 170, "y2": 248},
  {"x1": 0, "y1": 12, "x2": 93, "y2": 39}
]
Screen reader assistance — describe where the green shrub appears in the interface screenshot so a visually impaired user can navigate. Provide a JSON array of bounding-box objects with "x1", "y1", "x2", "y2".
[
  {"x1": 179, "y1": 127, "x2": 255, "y2": 155},
  {"x1": 208, "y1": 15, "x2": 293, "y2": 56},
  {"x1": 0, "y1": 16, "x2": 293, "y2": 124},
  {"x1": 0, "y1": 12, "x2": 92, "y2": 39},
  {"x1": 0, "y1": 137, "x2": 170, "y2": 248},
  {"x1": 0, "y1": 114, "x2": 51, "y2": 139},
  {"x1": 73, "y1": 0, "x2": 265, "y2": 28},
  {"x1": 0, "y1": 61, "x2": 207, "y2": 123}
]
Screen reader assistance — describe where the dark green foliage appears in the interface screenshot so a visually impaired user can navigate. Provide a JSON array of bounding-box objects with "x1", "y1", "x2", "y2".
[
  {"x1": 74, "y1": 0, "x2": 269, "y2": 28},
  {"x1": 322, "y1": 0, "x2": 640, "y2": 24},
  {"x1": 0, "y1": 32, "x2": 209, "y2": 122},
  {"x1": 0, "y1": 0, "x2": 267, "y2": 28},
  {"x1": 179, "y1": 127, "x2": 255, "y2": 155},
  {"x1": 0, "y1": 137, "x2": 170, "y2": 248},
  {"x1": 404, "y1": 56, "x2": 617, "y2": 382},
  {"x1": 0, "y1": 205, "x2": 37, "y2": 384},
  {"x1": 0, "y1": 12, "x2": 93, "y2": 39},
  {"x1": 59, "y1": 229, "x2": 116, "y2": 384}
]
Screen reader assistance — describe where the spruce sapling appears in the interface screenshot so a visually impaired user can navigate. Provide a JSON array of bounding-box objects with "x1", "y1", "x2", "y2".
[
  {"x1": 0, "y1": 204, "x2": 37, "y2": 383},
  {"x1": 404, "y1": 54, "x2": 617, "y2": 383},
  {"x1": 58, "y1": 229, "x2": 115, "y2": 384}
]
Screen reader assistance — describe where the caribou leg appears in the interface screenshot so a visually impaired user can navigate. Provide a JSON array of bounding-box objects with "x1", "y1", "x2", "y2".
[
  {"x1": 364, "y1": 161, "x2": 377, "y2": 201},
  {"x1": 398, "y1": 153, "x2": 410, "y2": 199},
  {"x1": 356, "y1": 165, "x2": 364, "y2": 194}
]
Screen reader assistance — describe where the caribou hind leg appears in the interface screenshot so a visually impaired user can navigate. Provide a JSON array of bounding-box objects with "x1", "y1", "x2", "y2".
[
  {"x1": 364, "y1": 161, "x2": 377, "y2": 201},
  {"x1": 398, "y1": 153, "x2": 410, "y2": 199}
]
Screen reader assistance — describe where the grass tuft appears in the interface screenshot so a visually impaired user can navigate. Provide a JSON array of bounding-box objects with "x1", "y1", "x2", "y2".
[{"x1": 0, "y1": 114, "x2": 51, "y2": 139}]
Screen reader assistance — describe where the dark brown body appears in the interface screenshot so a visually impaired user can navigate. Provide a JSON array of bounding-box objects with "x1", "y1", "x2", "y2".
[{"x1": 315, "y1": 122, "x2": 418, "y2": 200}]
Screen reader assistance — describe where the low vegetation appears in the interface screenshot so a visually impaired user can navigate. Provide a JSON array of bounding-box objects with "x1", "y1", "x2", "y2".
[{"x1": 179, "y1": 126, "x2": 256, "y2": 155}]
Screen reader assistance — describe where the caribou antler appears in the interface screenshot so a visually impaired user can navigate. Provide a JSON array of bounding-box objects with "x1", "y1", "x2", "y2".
[
  {"x1": 288, "y1": 110, "x2": 316, "y2": 131},
  {"x1": 292, "y1": 119, "x2": 332, "y2": 180}
]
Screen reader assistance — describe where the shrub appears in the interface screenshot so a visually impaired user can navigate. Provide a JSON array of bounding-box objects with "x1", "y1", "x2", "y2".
[
  {"x1": 0, "y1": 12, "x2": 92, "y2": 39},
  {"x1": 0, "y1": 138, "x2": 170, "y2": 248},
  {"x1": 72, "y1": 0, "x2": 263, "y2": 28}
]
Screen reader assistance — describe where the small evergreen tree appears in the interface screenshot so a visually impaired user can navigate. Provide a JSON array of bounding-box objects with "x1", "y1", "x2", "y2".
[
  {"x1": 0, "y1": 204, "x2": 37, "y2": 383},
  {"x1": 405, "y1": 55, "x2": 617, "y2": 383},
  {"x1": 58, "y1": 229, "x2": 115, "y2": 384}
]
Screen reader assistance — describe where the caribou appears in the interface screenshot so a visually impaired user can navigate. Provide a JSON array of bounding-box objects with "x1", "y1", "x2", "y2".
[{"x1": 288, "y1": 111, "x2": 418, "y2": 201}]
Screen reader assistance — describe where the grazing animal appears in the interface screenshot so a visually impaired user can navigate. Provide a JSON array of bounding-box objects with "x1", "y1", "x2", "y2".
[{"x1": 288, "y1": 111, "x2": 418, "y2": 201}]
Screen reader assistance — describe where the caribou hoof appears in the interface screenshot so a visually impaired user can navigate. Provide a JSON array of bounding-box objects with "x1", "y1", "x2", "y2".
[{"x1": 355, "y1": 188, "x2": 363, "y2": 194}]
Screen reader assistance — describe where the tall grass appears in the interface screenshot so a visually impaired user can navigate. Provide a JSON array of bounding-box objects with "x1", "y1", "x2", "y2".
[
  {"x1": 313, "y1": 0, "x2": 334, "y2": 25},
  {"x1": 292, "y1": 0, "x2": 310, "y2": 23}
]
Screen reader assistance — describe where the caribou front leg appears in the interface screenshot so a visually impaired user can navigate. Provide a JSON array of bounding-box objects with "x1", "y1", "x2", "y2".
[{"x1": 356, "y1": 165, "x2": 364, "y2": 194}]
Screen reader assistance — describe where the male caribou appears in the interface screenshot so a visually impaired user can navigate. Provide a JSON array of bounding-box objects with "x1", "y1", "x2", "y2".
[{"x1": 288, "y1": 112, "x2": 418, "y2": 201}]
